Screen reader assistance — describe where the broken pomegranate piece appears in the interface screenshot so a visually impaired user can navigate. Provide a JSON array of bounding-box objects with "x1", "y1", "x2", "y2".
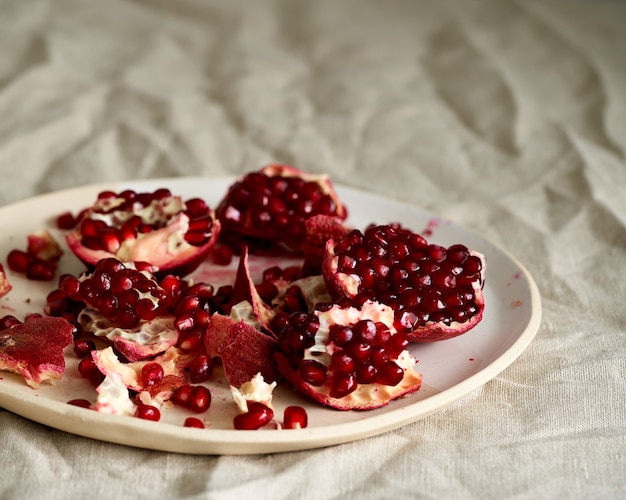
[
  {"x1": 6, "y1": 230, "x2": 64, "y2": 281},
  {"x1": 64, "y1": 188, "x2": 220, "y2": 276},
  {"x1": 274, "y1": 300, "x2": 422, "y2": 410},
  {"x1": 216, "y1": 165, "x2": 348, "y2": 254},
  {"x1": 205, "y1": 313, "x2": 280, "y2": 388},
  {"x1": 322, "y1": 223, "x2": 486, "y2": 342},
  {"x1": 0, "y1": 316, "x2": 74, "y2": 388}
]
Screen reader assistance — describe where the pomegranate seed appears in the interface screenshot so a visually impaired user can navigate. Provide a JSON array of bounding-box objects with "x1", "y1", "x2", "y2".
[
  {"x1": 77, "y1": 356, "x2": 105, "y2": 386},
  {"x1": 298, "y1": 359, "x2": 327, "y2": 386},
  {"x1": 67, "y1": 399, "x2": 92, "y2": 408},
  {"x1": 141, "y1": 362, "x2": 164, "y2": 387},
  {"x1": 189, "y1": 386, "x2": 212, "y2": 413},
  {"x1": 330, "y1": 374, "x2": 357, "y2": 398},
  {"x1": 356, "y1": 364, "x2": 378, "y2": 384},
  {"x1": 188, "y1": 354, "x2": 213, "y2": 384},
  {"x1": 329, "y1": 325, "x2": 354, "y2": 347},
  {"x1": 283, "y1": 406, "x2": 308, "y2": 429},
  {"x1": 177, "y1": 329, "x2": 204, "y2": 352},
  {"x1": 184, "y1": 417, "x2": 205, "y2": 428},
  {"x1": 60, "y1": 275, "x2": 82, "y2": 299},
  {"x1": 56, "y1": 211, "x2": 76, "y2": 229},
  {"x1": 377, "y1": 362, "x2": 404, "y2": 386},
  {"x1": 0, "y1": 315, "x2": 21, "y2": 329},
  {"x1": 135, "y1": 404, "x2": 161, "y2": 421},
  {"x1": 172, "y1": 385, "x2": 194, "y2": 408},
  {"x1": 73, "y1": 338, "x2": 96, "y2": 358},
  {"x1": 233, "y1": 402, "x2": 274, "y2": 430},
  {"x1": 331, "y1": 352, "x2": 356, "y2": 375},
  {"x1": 7, "y1": 249, "x2": 32, "y2": 273}
]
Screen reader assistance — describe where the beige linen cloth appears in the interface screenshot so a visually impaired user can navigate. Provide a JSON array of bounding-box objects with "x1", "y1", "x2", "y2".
[{"x1": 1, "y1": 1, "x2": 624, "y2": 498}]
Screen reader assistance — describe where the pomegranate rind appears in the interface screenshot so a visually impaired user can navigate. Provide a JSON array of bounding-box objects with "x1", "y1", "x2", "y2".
[
  {"x1": 0, "y1": 317, "x2": 74, "y2": 389},
  {"x1": 0, "y1": 263, "x2": 11, "y2": 298},
  {"x1": 66, "y1": 209, "x2": 221, "y2": 277},
  {"x1": 224, "y1": 246, "x2": 275, "y2": 332},
  {"x1": 205, "y1": 314, "x2": 280, "y2": 387},
  {"x1": 92, "y1": 346, "x2": 192, "y2": 392},
  {"x1": 301, "y1": 214, "x2": 350, "y2": 277},
  {"x1": 275, "y1": 352, "x2": 422, "y2": 411},
  {"x1": 78, "y1": 308, "x2": 179, "y2": 362}
]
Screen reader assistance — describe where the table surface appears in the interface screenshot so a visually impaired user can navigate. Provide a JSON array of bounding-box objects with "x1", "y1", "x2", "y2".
[{"x1": 0, "y1": 1, "x2": 624, "y2": 499}]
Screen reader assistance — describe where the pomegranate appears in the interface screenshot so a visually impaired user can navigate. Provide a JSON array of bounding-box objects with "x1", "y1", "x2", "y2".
[
  {"x1": 0, "y1": 316, "x2": 75, "y2": 388},
  {"x1": 216, "y1": 165, "x2": 348, "y2": 254},
  {"x1": 273, "y1": 300, "x2": 422, "y2": 410},
  {"x1": 64, "y1": 188, "x2": 220, "y2": 276},
  {"x1": 0, "y1": 263, "x2": 11, "y2": 298},
  {"x1": 322, "y1": 223, "x2": 486, "y2": 342}
]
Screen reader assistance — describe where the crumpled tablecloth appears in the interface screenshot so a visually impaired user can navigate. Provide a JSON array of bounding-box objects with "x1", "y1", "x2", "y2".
[{"x1": 1, "y1": 1, "x2": 624, "y2": 498}]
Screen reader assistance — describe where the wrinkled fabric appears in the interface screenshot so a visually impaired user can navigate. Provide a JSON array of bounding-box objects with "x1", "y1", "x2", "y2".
[{"x1": 0, "y1": 1, "x2": 625, "y2": 498}]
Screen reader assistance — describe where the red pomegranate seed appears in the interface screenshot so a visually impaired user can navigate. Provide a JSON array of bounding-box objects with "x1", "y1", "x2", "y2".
[
  {"x1": 135, "y1": 404, "x2": 161, "y2": 421},
  {"x1": 298, "y1": 359, "x2": 327, "y2": 386},
  {"x1": 210, "y1": 245, "x2": 233, "y2": 266},
  {"x1": 189, "y1": 386, "x2": 212, "y2": 413},
  {"x1": 377, "y1": 362, "x2": 404, "y2": 386},
  {"x1": 177, "y1": 329, "x2": 204, "y2": 352},
  {"x1": 233, "y1": 402, "x2": 274, "y2": 430},
  {"x1": 57, "y1": 211, "x2": 76, "y2": 229},
  {"x1": 67, "y1": 399, "x2": 92, "y2": 408},
  {"x1": 0, "y1": 315, "x2": 21, "y2": 329},
  {"x1": 77, "y1": 356, "x2": 105, "y2": 386},
  {"x1": 188, "y1": 354, "x2": 213, "y2": 384},
  {"x1": 184, "y1": 417, "x2": 205, "y2": 429},
  {"x1": 73, "y1": 338, "x2": 96, "y2": 358},
  {"x1": 283, "y1": 405, "x2": 308, "y2": 429},
  {"x1": 7, "y1": 249, "x2": 32, "y2": 273},
  {"x1": 141, "y1": 362, "x2": 164, "y2": 387},
  {"x1": 330, "y1": 373, "x2": 358, "y2": 398},
  {"x1": 172, "y1": 384, "x2": 193, "y2": 408}
]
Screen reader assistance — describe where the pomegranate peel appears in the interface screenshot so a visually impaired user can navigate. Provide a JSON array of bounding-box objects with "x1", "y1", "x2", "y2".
[
  {"x1": 78, "y1": 308, "x2": 179, "y2": 362},
  {"x1": 0, "y1": 316, "x2": 74, "y2": 389},
  {"x1": 301, "y1": 214, "x2": 351, "y2": 277},
  {"x1": 92, "y1": 346, "x2": 193, "y2": 392},
  {"x1": 223, "y1": 246, "x2": 275, "y2": 332},
  {"x1": 205, "y1": 313, "x2": 280, "y2": 388}
]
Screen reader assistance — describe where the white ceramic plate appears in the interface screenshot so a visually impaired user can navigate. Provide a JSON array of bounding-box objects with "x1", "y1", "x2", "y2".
[{"x1": 0, "y1": 177, "x2": 541, "y2": 455}]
